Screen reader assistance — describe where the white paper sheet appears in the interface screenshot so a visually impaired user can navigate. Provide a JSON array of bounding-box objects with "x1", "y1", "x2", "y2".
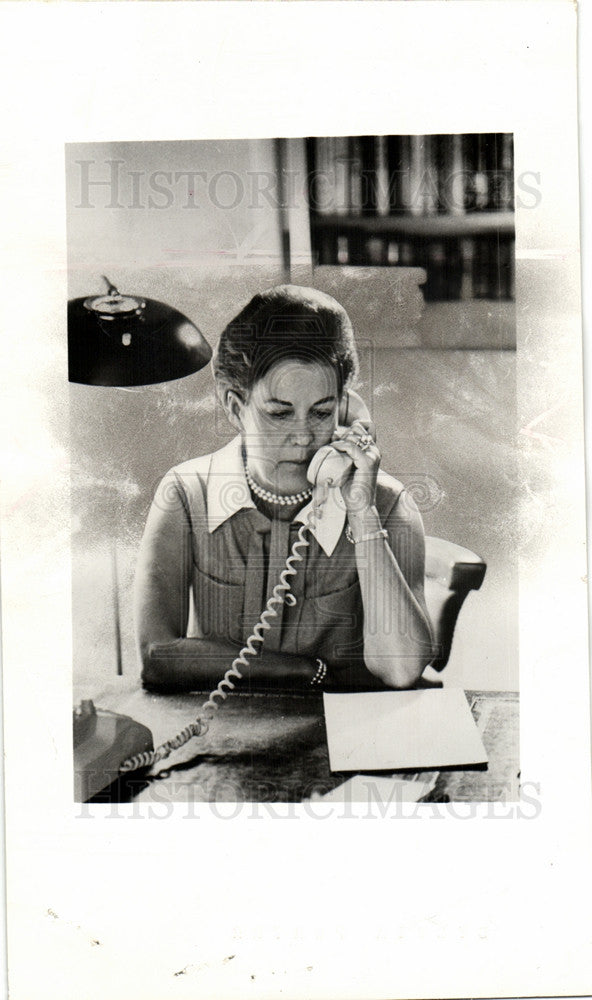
[
  {"x1": 312, "y1": 774, "x2": 437, "y2": 803},
  {"x1": 323, "y1": 689, "x2": 488, "y2": 772}
]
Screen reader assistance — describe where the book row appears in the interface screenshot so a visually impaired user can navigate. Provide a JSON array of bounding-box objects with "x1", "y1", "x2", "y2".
[
  {"x1": 306, "y1": 134, "x2": 514, "y2": 218},
  {"x1": 312, "y1": 226, "x2": 515, "y2": 302}
]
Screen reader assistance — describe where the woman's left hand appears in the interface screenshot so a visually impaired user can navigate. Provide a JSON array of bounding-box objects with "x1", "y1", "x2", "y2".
[{"x1": 330, "y1": 420, "x2": 381, "y2": 514}]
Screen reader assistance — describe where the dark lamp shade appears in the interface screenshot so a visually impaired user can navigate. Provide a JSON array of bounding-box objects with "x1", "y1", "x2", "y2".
[{"x1": 68, "y1": 282, "x2": 212, "y2": 387}]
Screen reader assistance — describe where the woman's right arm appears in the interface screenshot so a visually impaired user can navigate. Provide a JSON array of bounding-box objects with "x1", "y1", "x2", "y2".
[
  {"x1": 134, "y1": 472, "x2": 319, "y2": 692},
  {"x1": 141, "y1": 637, "x2": 320, "y2": 693},
  {"x1": 133, "y1": 471, "x2": 193, "y2": 675}
]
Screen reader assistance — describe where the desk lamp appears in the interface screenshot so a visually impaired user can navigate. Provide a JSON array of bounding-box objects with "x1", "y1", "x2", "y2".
[{"x1": 68, "y1": 276, "x2": 212, "y2": 386}]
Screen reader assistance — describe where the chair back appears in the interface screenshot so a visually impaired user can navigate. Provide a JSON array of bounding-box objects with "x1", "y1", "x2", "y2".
[{"x1": 424, "y1": 536, "x2": 486, "y2": 671}]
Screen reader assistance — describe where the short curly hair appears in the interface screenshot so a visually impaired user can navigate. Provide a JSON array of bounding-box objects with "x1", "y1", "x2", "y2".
[{"x1": 212, "y1": 284, "x2": 359, "y2": 401}]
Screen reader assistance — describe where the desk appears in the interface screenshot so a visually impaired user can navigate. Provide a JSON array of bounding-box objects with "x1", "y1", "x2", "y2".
[{"x1": 80, "y1": 683, "x2": 519, "y2": 804}]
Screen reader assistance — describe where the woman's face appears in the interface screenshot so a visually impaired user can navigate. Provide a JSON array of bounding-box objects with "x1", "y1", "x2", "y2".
[{"x1": 234, "y1": 359, "x2": 340, "y2": 494}]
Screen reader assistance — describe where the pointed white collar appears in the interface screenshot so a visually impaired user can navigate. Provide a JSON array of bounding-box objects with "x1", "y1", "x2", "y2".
[{"x1": 206, "y1": 436, "x2": 346, "y2": 557}]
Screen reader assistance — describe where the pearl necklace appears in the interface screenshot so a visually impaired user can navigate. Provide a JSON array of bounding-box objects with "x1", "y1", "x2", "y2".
[{"x1": 244, "y1": 460, "x2": 312, "y2": 507}]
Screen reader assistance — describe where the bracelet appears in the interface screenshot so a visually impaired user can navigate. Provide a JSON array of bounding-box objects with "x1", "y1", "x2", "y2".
[
  {"x1": 346, "y1": 525, "x2": 388, "y2": 545},
  {"x1": 310, "y1": 658, "x2": 327, "y2": 687}
]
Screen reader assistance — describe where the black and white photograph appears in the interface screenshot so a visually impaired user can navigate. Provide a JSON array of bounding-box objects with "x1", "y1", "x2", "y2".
[
  {"x1": 1, "y1": 3, "x2": 591, "y2": 999},
  {"x1": 68, "y1": 135, "x2": 518, "y2": 804}
]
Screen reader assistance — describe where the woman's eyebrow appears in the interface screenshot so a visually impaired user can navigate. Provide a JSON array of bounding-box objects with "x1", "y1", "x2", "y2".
[
  {"x1": 265, "y1": 395, "x2": 336, "y2": 407},
  {"x1": 265, "y1": 396, "x2": 335, "y2": 406},
  {"x1": 266, "y1": 397, "x2": 294, "y2": 406}
]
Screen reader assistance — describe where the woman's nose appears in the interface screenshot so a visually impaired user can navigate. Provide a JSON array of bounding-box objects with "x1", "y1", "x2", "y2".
[{"x1": 289, "y1": 420, "x2": 314, "y2": 446}]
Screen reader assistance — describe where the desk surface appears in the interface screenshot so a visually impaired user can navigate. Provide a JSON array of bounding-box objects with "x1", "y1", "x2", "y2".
[{"x1": 80, "y1": 683, "x2": 519, "y2": 804}]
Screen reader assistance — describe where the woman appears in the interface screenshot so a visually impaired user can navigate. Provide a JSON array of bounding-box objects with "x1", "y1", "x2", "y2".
[{"x1": 134, "y1": 284, "x2": 434, "y2": 693}]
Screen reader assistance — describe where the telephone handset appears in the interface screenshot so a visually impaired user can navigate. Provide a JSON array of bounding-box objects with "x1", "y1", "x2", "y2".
[
  {"x1": 306, "y1": 388, "x2": 374, "y2": 491},
  {"x1": 75, "y1": 391, "x2": 374, "y2": 799}
]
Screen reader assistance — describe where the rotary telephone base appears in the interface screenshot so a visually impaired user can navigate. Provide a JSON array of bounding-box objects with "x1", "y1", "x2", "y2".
[{"x1": 73, "y1": 700, "x2": 153, "y2": 802}]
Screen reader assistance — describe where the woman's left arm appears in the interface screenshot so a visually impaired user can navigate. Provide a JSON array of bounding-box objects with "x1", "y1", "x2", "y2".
[{"x1": 331, "y1": 429, "x2": 435, "y2": 688}]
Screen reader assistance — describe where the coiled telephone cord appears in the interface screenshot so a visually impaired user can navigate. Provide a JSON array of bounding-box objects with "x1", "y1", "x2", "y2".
[{"x1": 119, "y1": 505, "x2": 321, "y2": 776}]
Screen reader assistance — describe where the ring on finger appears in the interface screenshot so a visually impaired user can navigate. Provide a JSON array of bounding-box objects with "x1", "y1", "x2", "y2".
[{"x1": 355, "y1": 433, "x2": 373, "y2": 452}]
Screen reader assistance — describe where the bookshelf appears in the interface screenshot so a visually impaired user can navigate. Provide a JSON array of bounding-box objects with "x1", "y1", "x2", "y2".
[{"x1": 306, "y1": 135, "x2": 515, "y2": 303}]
